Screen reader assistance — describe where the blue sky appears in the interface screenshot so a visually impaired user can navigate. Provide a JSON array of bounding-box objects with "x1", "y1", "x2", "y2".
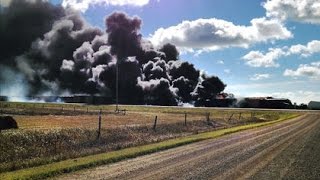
[{"x1": 50, "y1": 0, "x2": 320, "y2": 104}]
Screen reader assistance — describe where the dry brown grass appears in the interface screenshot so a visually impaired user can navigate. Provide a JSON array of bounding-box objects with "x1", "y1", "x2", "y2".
[
  {"x1": 13, "y1": 113, "x2": 204, "y2": 129},
  {"x1": 12, "y1": 110, "x2": 260, "y2": 130}
]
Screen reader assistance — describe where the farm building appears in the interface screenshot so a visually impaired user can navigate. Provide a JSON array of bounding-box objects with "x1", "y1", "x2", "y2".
[{"x1": 308, "y1": 101, "x2": 320, "y2": 110}]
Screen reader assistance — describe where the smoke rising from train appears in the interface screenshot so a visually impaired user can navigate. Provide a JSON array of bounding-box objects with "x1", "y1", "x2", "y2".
[{"x1": 0, "y1": 0, "x2": 228, "y2": 106}]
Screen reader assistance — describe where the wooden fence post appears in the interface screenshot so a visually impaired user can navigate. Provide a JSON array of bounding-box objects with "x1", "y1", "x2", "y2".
[
  {"x1": 97, "y1": 109, "x2": 102, "y2": 139},
  {"x1": 206, "y1": 112, "x2": 210, "y2": 123},
  {"x1": 153, "y1": 116, "x2": 158, "y2": 131},
  {"x1": 239, "y1": 112, "x2": 242, "y2": 121},
  {"x1": 184, "y1": 112, "x2": 187, "y2": 126}
]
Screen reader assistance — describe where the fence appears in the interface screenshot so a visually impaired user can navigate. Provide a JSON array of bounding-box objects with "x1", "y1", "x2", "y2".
[{"x1": 0, "y1": 101, "x2": 288, "y2": 173}]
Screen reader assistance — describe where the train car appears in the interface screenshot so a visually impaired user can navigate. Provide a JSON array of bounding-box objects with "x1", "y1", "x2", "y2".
[
  {"x1": 308, "y1": 101, "x2": 320, "y2": 110},
  {"x1": 239, "y1": 97, "x2": 293, "y2": 109}
]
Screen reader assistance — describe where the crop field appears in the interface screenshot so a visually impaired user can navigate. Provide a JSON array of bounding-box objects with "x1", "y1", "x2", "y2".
[{"x1": 0, "y1": 101, "x2": 299, "y2": 175}]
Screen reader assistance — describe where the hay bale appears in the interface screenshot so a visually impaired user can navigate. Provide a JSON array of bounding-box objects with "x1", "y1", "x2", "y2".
[{"x1": 0, "y1": 116, "x2": 18, "y2": 131}]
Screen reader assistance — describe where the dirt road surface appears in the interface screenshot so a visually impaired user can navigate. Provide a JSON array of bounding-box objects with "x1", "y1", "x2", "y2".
[{"x1": 57, "y1": 113, "x2": 320, "y2": 180}]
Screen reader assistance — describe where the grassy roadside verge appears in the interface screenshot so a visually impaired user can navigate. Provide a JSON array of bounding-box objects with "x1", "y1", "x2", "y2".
[{"x1": 0, "y1": 113, "x2": 301, "y2": 180}]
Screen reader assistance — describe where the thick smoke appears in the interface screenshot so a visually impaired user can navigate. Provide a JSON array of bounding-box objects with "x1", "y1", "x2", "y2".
[
  {"x1": 192, "y1": 74, "x2": 226, "y2": 106},
  {"x1": 0, "y1": 0, "x2": 229, "y2": 106}
]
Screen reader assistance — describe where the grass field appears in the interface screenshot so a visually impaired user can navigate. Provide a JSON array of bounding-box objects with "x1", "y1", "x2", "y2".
[{"x1": 0, "y1": 101, "x2": 301, "y2": 178}]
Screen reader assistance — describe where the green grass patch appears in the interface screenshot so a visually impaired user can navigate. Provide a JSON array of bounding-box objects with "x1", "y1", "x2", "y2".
[{"x1": 0, "y1": 113, "x2": 300, "y2": 180}]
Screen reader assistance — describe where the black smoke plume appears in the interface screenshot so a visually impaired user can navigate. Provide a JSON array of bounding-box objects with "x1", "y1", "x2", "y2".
[{"x1": 0, "y1": 0, "x2": 228, "y2": 106}]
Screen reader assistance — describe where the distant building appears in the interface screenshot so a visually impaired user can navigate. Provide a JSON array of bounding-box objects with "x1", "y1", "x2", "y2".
[{"x1": 308, "y1": 101, "x2": 320, "y2": 110}]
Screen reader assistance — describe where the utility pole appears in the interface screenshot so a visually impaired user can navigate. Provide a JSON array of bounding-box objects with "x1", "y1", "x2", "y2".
[{"x1": 115, "y1": 59, "x2": 119, "y2": 112}]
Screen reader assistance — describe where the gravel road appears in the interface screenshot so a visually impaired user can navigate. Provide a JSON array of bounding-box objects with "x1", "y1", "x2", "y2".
[{"x1": 57, "y1": 113, "x2": 320, "y2": 180}]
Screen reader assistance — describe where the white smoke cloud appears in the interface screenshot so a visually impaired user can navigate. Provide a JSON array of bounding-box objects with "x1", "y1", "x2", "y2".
[
  {"x1": 0, "y1": 0, "x2": 12, "y2": 7},
  {"x1": 0, "y1": 67, "x2": 30, "y2": 102},
  {"x1": 61, "y1": 59, "x2": 75, "y2": 71}
]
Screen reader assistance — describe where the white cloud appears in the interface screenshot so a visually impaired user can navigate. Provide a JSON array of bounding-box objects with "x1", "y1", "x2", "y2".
[
  {"x1": 242, "y1": 48, "x2": 285, "y2": 67},
  {"x1": 149, "y1": 17, "x2": 292, "y2": 53},
  {"x1": 242, "y1": 40, "x2": 320, "y2": 67},
  {"x1": 224, "y1": 69, "x2": 231, "y2": 74},
  {"x1": 227, "y1": 80, "x2": 305, "y2": 90},
  {"x1": 284, "y1": 61, "x2": 320, "y2": 79},
  {"x1": 250, "y1": 73, "x2": 271, "y2": 80},
  {"x1": 62, "y1": 0, "x2": 151, "y2": 12},
  {"x1": 289, "y1": 40, "x2": 320, "y2": 57},
  {"x1": 263, "y1": 0, "x2": 320, "y2": 24},
  {"x1": 217, "y1": 60, "x2": 224, "y2": 64}
]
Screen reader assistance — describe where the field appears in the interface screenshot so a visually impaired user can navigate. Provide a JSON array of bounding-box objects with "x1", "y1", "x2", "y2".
[{"x1": 0, "y1": 102, "x2": 299, "y2": 176}]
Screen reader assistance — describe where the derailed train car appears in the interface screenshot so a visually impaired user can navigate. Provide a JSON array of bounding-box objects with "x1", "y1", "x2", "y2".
[
  {"x1": 308, "y1": 101, "x2": 320, "y2": 110},
  {"x1": 239, "y1": 97, "x2": 294, "y2": 109}
]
